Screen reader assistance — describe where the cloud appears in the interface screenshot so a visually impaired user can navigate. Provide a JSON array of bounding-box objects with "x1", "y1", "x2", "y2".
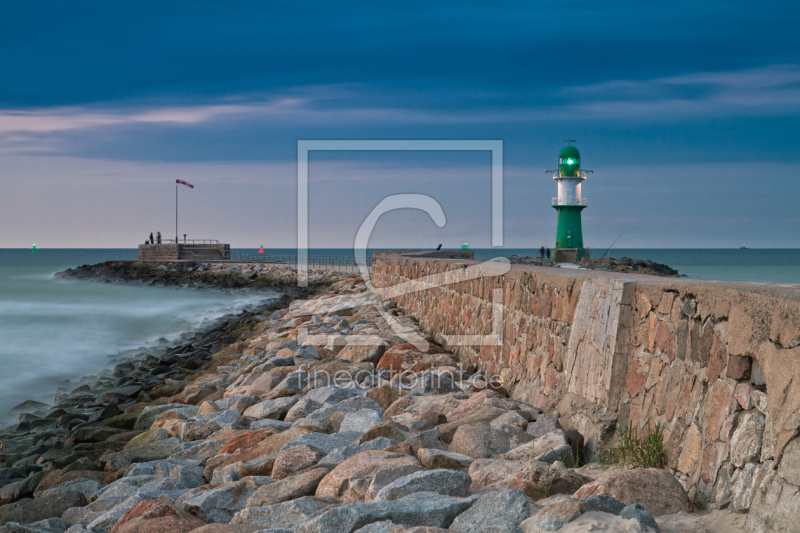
[
  {"x1": 567, "y1": 64, "x2": 800, "y2": 118},
  {"x1": 1, "y1": 65, "x2": 799, "y2": 158}
]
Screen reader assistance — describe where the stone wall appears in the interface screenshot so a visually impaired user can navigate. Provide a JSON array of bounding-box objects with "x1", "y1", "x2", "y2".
[
  {"x1": 138, "y1": 243, "x2": 181, "y2": 261},
  {"x1": 137, "y1": 243, "x2": 231, "y2": 262},
  {"x1": 371, "y1": 253, "x2": 800, "y2": 531}
]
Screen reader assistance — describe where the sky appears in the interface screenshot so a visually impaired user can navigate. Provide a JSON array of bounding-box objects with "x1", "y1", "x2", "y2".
[{"x1": 1, "y1": 0, "x2": 799, "y2": 250}]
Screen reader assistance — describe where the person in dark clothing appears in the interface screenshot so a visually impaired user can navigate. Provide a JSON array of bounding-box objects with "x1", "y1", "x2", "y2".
[
  {"x1": 546, "y1": 247, "x2": 551, "y2": 259},
  {"x1": 539, "y1": 246, "x2": 545, "y2": 258},
  {"x1": 436, "y1": 244, "x2": 442, "y2": 251},
  {"x1": 156, "y1": 232, "x2": 161, "y2": 244},
  {"x1": 149, "y1": 232, "x2": 154, "y2": 244}
]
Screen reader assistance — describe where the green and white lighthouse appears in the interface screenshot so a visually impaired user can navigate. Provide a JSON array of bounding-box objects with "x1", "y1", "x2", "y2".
[{"x1": 547, "y1": 141, "x2": 592, "y2": 262}]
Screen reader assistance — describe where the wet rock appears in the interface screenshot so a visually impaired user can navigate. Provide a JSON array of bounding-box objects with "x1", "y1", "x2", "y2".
[
  {"x1": 123, "y1": 428, "x2": 169, "y2": 450},
  {"x1": 34, "y1": 478, "x2": 104, "y2": 501},
  {"x1": 0, "y1": 491, "x2": 87, "y2": 526},
  {"x1": 0, "y1": 473, "x2": 46, "y2": 503},
  {"x1": 33, "y1": 471, "x2": 106, "y2": 498},
  {"x1": 2, "y1": 517, "x2": 67, "y2": 533}
]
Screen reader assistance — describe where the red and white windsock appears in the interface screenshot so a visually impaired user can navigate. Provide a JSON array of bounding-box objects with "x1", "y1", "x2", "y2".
[{"x1": 176, "y1": 179, "x2": 194, "y2": 188}]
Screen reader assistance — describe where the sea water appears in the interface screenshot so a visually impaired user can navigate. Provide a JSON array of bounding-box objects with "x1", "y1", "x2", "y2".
[{"x1": 0, "y1": 249, "x2": 276, "y2": 426}]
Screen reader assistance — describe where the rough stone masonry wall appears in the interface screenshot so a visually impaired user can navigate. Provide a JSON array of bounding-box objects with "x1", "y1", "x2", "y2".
[
  {"x1": 371, "y1": 255, "x2": 800, "y2": 531},
  {"x1": 138, "y1": 243, "x2": 181, "y2": 261}
]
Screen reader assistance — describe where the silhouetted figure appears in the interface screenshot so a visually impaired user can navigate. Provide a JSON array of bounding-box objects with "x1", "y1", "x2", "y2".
[
  {"x1": 546, "y1": 247, "x2": 551, "y2": 259},
  {"x1": 156, "y1": 232, "x2": 162, "y2": 244},
  {"x1": 436, "y1": 244, "x2": 442, "y2": 251},
  {"x1": 149, "y1": 232, "x2": 154, "y2": 244},
  {"x1": 539, "y1": 246, "x2": 545, "y2": 258}
]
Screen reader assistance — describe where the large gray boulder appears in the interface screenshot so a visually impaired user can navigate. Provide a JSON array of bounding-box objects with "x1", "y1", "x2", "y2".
[
  {"x1": 318, "y1": 438, "x2": 399, "y2": 469},
  {"x1": 244, "y1": 397, "x2": 300, "y2": 420},
  {"x1": 297, "y1": 492, "x2": 478, "y2": 533},
  {"x1": 0, "y1": 491, "x2": 86, "y2": 526},
  {"x1": 449, "y1": 489, "x2": 530, "y2": 533},
  {"x1": 339, "y1": 410, "x2": 383, "y2": 434},
  {"x1": 282, "y1": 432, "x2": 363, "y2": 454},
  {"x1": 231, "y1": 496, "x2": 333, "y2": 528},
  {"x1": 371, "y1": 469, "x2": 471, "y2": 502},
  {"x1": 177, "y1": 476, "x2": 272, "y2": 523}
]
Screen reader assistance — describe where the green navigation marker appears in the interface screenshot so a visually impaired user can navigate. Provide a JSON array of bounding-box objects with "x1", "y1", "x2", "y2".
[
  {"x1": 461, "y1": 242, "x2": 469, "y2": 250},
  {"x1": 32, "y1": 244, "x2": 36, "y2": 253},
  {"x1": 546, "y1": 141, "x2": 593, "y2": 262}
]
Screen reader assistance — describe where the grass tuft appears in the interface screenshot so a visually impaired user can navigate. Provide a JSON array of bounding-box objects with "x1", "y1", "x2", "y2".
[{"x1": 602, "y1": 420, "x2": 666, "y2": 469}]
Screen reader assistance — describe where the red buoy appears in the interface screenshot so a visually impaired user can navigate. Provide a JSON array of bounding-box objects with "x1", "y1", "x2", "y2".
[{"x1": 258, "y1": 245, "x2": 264, "y2": 253}]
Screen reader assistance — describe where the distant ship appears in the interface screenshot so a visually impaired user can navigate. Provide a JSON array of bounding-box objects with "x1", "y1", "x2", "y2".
[{"x1": 740, "y1": 244, "x2": 749, "y2": 249}]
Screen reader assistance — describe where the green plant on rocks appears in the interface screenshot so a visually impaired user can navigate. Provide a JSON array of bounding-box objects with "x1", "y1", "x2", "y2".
[{"x1": 603, "y1": 420, "x2": 665, "y2": 469}]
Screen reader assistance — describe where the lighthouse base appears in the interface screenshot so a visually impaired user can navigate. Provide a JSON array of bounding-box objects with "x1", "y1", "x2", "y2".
[{"x1": 551, "y1": 247, "x2": 590, "y2": 263}]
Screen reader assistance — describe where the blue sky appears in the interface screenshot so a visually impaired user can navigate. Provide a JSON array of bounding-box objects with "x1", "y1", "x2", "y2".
[{"x1": 1, "y1": 1, "x2": 798, "y2": 249}]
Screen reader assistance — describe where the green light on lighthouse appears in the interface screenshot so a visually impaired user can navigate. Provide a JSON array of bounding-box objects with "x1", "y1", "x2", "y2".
[{"x1": 546, "y1": 141, "x2": 593, "y2": 262}]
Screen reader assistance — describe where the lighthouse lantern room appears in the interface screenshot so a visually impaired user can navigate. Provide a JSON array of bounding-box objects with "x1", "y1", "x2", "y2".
[{"x1": 547, "y1": 141, "x2": 592, "y2": 262}]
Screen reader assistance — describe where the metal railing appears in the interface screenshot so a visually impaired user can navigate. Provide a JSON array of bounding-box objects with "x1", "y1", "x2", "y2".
[
  {"x1": 551, "y1": 198, "x2": 588, "y2": 206},
  {"x1": 164, "y1": 239, "x2": 222, "y2": 245}
]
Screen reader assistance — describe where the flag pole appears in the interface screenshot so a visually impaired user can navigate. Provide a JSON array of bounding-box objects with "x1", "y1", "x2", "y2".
[{"x1": 176, "y1": 183, "x2": 178, "y2": 243}]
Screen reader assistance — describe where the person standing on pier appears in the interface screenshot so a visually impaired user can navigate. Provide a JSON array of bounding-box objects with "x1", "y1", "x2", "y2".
[{"x1": 149, "y1": 232, "x2": 154, "y2": 244}]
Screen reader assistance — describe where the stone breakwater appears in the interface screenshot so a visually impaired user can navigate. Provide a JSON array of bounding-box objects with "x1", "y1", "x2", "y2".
[
  {"x1": 371, "y1": 253, "x2": 800, "y2": 533},
  {"x1": 0, "y1": 267, "x2": 717, "y2": 533},
  {"x1": 56, "y1": 261, "x2": 341, "y2": 292},
  {"x1": 578, "y1": 257, "x2": 679, "y2": 277}
]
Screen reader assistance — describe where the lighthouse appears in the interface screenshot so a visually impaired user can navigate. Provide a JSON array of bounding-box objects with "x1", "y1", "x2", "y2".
[{"x1": 547, "y1": 141, "x2": 592, "y2": 262}]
